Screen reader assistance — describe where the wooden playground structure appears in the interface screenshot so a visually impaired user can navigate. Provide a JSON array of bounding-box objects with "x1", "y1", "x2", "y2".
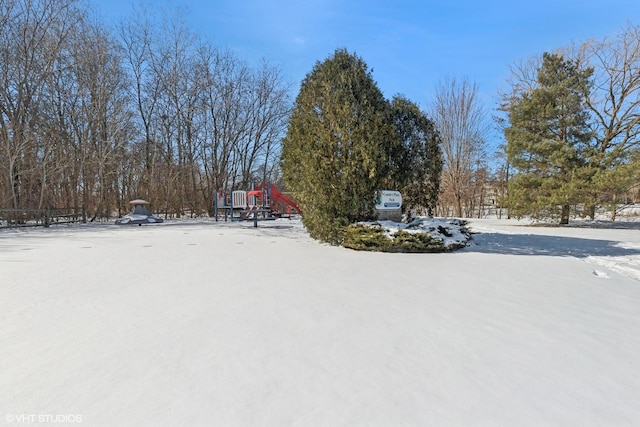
[{"x1": 214, "y1": 182, "x2": 301, "y2": 227}]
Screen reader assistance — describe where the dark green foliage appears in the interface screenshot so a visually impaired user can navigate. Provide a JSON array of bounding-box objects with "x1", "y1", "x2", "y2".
[
  {"x1": 437, "y1": 225, "x2": 452, "y2": 237},
  {"x1": 342, "y1": 223, "x2": 393, "y2": 251},
  {"x1": 505, "y1": 52, "x2": 595, "y2": 224},
  {"x1": 390, "y1": 230, "x2": 446, "y2": 253},
  {"x1": 387, "y1": 96, "x2": 443, "y2": 217},
  {"x1": 281, "y1": 49, "x2": 397, "y2": 244}
]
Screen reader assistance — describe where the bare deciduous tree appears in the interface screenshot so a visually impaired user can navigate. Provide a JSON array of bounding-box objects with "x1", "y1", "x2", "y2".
[
  {"x1": 432, "y1": 77, "x2": 489, "y2": 217},
  {"x1": 580, "y1": 23, "x2": 640, "y2": 156},
  {"x1": 0, "y1": 0, "x2": 80, "y2": 209},
  {"x1": 0, "y1": 1, "x2": 291, "y2": 218}
]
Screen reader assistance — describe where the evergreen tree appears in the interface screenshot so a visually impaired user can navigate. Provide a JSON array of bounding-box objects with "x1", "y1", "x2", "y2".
[
  {"x1": 388, "y1": 96, "x2": 443, "y2": 217},
  {"x1": 505, "y1": 52, "x2": 595, "y2": 224},
  {"x1": 281, "y1": 49, "x2": 396, "y2": 244}
]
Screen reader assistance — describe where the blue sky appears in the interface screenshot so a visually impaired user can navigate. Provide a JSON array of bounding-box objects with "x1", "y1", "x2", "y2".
[{"x1": 96, "y1": 0, "x2": 639, "y2": 147}]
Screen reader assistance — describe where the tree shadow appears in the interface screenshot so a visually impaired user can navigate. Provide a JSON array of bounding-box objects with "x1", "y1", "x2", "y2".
[
  {"x1": 463, "y1": 232, "x2": 640, "y2": 258},
  {"x1": 565, "y1": 221, "x2": 640, "y2": 230}
]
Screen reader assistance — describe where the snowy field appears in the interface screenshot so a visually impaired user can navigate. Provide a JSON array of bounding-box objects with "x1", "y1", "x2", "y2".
[{"x1": 1, "y1": 217, "x2": 639, "y2": 426}]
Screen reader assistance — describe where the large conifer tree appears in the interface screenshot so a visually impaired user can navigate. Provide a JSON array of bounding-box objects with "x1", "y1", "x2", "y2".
[
  {"x1": 281, "y1": 49, "x2": 396, "y2": 244},
  {"x1": 388, "y1": 96, "x2": 442, "y2": 217},
  {"x1": 505, "y1": 52, "x2": 594, "y2": 224}
]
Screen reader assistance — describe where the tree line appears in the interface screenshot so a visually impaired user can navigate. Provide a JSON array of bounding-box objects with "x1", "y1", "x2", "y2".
[
  {"x1": 2, "y1": 0, "x2": 639, "y2": 225},
  {"x1": 0, "y1": 0, "x2": 290, "y2": 218}
]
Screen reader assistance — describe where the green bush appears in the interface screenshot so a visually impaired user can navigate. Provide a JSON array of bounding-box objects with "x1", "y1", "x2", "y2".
[
  {"x1": 342, "y1": 223, "x2": 392, "y2": 251},
  {"x1": 391, "y1": 230, "x2": 446, "y2": 253}
]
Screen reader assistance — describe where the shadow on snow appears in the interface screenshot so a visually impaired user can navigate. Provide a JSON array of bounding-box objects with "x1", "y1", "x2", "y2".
[{"x1": 463, "y1": 232, "x2": 640, "y2": 258}]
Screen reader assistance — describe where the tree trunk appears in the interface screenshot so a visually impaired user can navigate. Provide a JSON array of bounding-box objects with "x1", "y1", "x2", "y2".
[{"x1": 560, "y1": 204, "x2": 570, "y2": 224}]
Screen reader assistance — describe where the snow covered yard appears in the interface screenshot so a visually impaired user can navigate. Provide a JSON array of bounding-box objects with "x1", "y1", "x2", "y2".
[{"x1": 1, "y1": 218, "x2": 639, "y2": 426}]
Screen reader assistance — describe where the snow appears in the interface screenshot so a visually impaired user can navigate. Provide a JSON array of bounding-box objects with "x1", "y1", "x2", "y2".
[{"x1": 1, "y1": 217, "x2": 640, "y2": 426}]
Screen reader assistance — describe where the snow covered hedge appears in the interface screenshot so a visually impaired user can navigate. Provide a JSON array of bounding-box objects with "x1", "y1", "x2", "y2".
[{"x1": 343, "y1": 218, "x2": 471, "y2": 253}]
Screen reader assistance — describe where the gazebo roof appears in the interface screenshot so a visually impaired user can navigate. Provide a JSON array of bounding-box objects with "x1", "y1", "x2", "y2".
[{"x1": 129, "y1": 199, "x2": 150, "y2": 205}]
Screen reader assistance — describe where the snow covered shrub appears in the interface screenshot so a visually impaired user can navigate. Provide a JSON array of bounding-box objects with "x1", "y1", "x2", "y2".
[
  {"x1": 390, "y1": 230, "x2": 447, "y2": 252},
  {"x1": 342, "y1": 218, "x2": 471, "y2": 253}
]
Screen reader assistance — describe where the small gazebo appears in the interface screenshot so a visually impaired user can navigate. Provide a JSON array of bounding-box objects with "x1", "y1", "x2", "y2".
[{"x1": 115, "y1": 199, "x2": 164, "y2": 225}]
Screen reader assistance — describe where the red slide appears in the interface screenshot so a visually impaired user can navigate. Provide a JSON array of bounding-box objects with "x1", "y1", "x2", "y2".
[{"x1": 258, "y1": 183, "x2": 301, "y2": 215}]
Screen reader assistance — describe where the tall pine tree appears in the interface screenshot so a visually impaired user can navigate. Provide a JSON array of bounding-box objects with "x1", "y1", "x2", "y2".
[
  {"x1": 505, "y1": 52, "x2": 594, "y2": 224},
  {"x1": 281, "y1": 49, "x2": 396, "y2": 244}
]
